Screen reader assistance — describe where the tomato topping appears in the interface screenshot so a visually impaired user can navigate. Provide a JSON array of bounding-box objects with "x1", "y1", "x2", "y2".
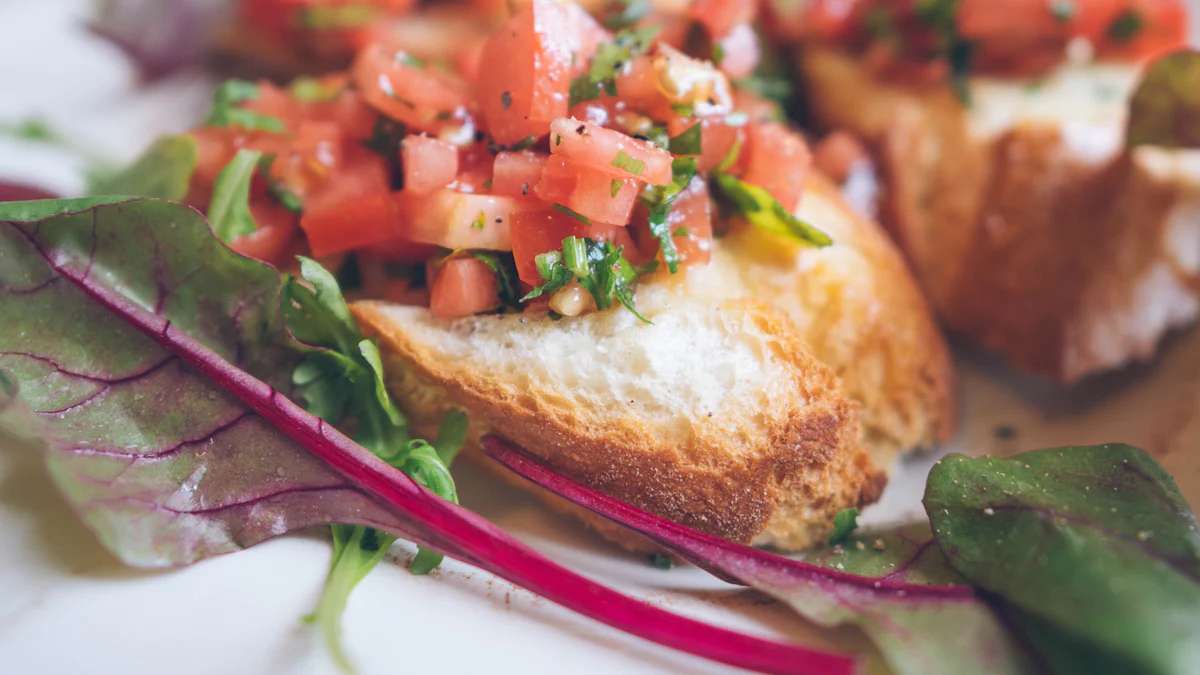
[
  {"x1": 229, "y1": 200, "x2": 304, "y2": 268},
  {"x1": 429, "y1": 256, "x2": 501, "y2": 318},
  {"x1": 477, "y1": 0, "x2": 576, "y2": 145},
  {"x1": 666, "y1": 178, "x2": 714, "y2": 267},
  {"x1": 353, "y1": 42, "x2": 474, "y2": 133},
  {"x1": 740, "y1": 122, "x2": 811, "y2": 213},
  {"x1": 689, "y1": 0, "x2": 757, "y2": 39},
  {"x1": 549, "y1": 119, "x2": 674, "y2": 186},
  {"x1": 402, "y1": 135, "x2": 459, "y2": 192},
  {"x1": 536, "y1": 156, "x2": 640, "y2": 226},
  {"x1": 510, "y1": 210, "x2": 618, "y2": 285},
  {"x1": 492, "y1": 151, "x2": 549, "y2": 197},
  {"x1": 299, "y1": 156, "x2": 396, "y2": 256},
  {"x1": 396, "y1": 189, "x2": 542, "y2": 250}
]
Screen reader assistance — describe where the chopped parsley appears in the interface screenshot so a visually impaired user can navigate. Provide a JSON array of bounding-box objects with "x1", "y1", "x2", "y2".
[
  {"x1": 672, "y1": 226, "x2": 690, "y2": 237},
  {"x1": 522, "y1": 236, "x2": 650, "y2": 322},
  {"x1": 552, "y1": 203, "x2": 592, "y2": 226},
  {"x1": 642, "y1": 158, "x2": 698, "y2": 274},
  {"x1": 295, "y1": 3, "x2": 377, "y2": 29},
  {"x1": 611, "y1": 150, "x2": 646, "y2": 175},
  {"x1": 205, "y1": 80, "x2": 285, "y2": 133},
  {"x1": 600, "y1": 0, "x2": 651, "y2": 30},
  {"x1": 713, "y1": 172, "x2": 832, "y2": 248},
  {"x1": 669, "y1": 102, "x2": 695, "y2": 117},
  {"x1": 290, "y1": 77, "x2": 340, "y2": 102},
  {"x1": 469, "y1": 251, "x2": 523, "y2": 310},
  {"x1": 257, "y1": 154, "x2": 303, "y2": 214},
  {"x1": 471, "y1": 210, "x2": 487, "y2": 229},
  {"x1": 568, "y1": 25, "x2": 660, "y2": 106},
  {"x1": 1107, "y1": 9, "x2": 1144, "y2": 43},
  {"x1": 668, "y1": 123, "x2": 702, "y2": 155},
  {"x1": 610, "y1": 179, "x2": 622, "y2": 197}
]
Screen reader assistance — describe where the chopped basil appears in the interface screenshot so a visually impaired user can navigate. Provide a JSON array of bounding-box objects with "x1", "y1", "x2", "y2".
[
  {"x1": 552, "y1": 203, "x2": 591, "y2": 226},
  {"x1": 290, "y1": 77, "x2": 340, "y2": 102},
  {"x1": 610, "y1": 179, "x2": 621, "y2": 197},
  {"x1": 1107, "y1": 9, "x2": 1144, "y2": 42},
  {"x1": 568, "y1": 25, "x2": 660, "y2": 107},
  {"x1": 669, "y1": 102, "x2": 695, "y2": 117},
  {"x1": 713, "y1": 173, "x2": 832, "y2": 248},
  {"x1": 668, "y1": 123, "x2": 702, "y2": 155},
  {"x1": 471, "y1": 210, "x2": 487, "y2": 229},
  {"x1": 522, "y1": 251, "x2": 573, "y2": 301},
  {"x1": 672, "y1": 227, "x2": 690, "y2": 237},
  {"x1": 295, "y1": 3, "x2": 377, "y2": 29},
  {"x1": 611, "y1": 150, "x2": 646, "y2": 175},
  {"x1": 642, "y1": 158, "x2": 697, "y2": 274},
  {"x1": 521, "y1": 237, "x2": 650, "y2": 322},
  {"x1": 205, "y1": 79, "x2": 286, "y2": 132}
]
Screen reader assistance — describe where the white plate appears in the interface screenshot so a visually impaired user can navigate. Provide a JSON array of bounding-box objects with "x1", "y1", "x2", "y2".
[{"x1": 2, "y1": 3, "x2": 1198, "y2": 674}]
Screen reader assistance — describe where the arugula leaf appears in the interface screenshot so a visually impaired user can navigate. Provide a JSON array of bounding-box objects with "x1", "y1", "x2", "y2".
[
  {"x1": 205, "y1": 79, "x2": 286, "y2": 132},
  {"x1": 1127, "y1": 49, "x2": 1200, "y2": 149},
  {"x1": 827, "y1": 508, "x2": 859, "y2": 545},
  {"x1": 713, "y1": 173, "x2": 832, "y2": 247},
  {"x1": 206, "y1": 149, "x2": 261, "y2": 242},
  {"x1": 88, "y1": 134, "x2": 197, "y2": 200},
  {"x1": 926, "y1": 445, "x2": 1200, "y2": 675}
]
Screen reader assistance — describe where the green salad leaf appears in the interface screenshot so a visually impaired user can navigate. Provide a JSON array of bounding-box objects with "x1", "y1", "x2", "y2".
[
  {"x1": 207, "y1": 149, "x2": 261, "y2": 242},
  {"x1": 87, "y1": 134, "x2": 197, "y2": 200}
]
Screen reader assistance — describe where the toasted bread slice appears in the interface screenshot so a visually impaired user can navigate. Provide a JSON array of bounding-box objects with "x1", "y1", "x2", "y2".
[
  {"x1": 351, "y1": 176, "x2": 951, "y2": 549},
  {"x1": 798, "y1": 47, "x2": 1200, "y2": 381}
]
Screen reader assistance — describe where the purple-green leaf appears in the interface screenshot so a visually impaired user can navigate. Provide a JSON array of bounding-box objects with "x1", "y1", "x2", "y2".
[
  {"x1": 1126, "y1": 49, "x2": 1200, "y2": 149},
  {"x1": 925, "y1": 445, "x2": 1200, "y2": 675},
  {"x1": 0, "y1": 197, "x2": 856, "y2": 675},
  {"x1": 484, "y1": 436, "x2": 1033, "y2": 675}
]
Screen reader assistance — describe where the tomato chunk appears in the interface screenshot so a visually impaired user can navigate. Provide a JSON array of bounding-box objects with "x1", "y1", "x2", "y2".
[
  {"x1": 666, "y1": 177, "x2": 713, "y2": 267},
  {"x1": 396, "y1": 189, "x2": 542, "y2": 250},
  {"x1": 402, "y1": 135, "x2": 459, "y2": 192},
  {"x1": 229, "y1": 200, "x2": 303, "y2": 268},
  {"x1": 550, "y1": 119, "x2": 674, "y2": 186},
  {"x1": 299, "y1": 157, "x2": 396, "y2": 256},
  {"x1": 477, "y1": 0, "x2": 575, "y2": 145},
  {"x1": 741, "y1": 121, "x2": 811, "y2": 213},
  {"x1": 429, "y1": 256, "x2": 501, "y2": 318},
  {"x1": 536, "y1": 156, "x2": 640, "y2": 226},
  {"x1": 353, "y1": 42, "x2": 474, "y2": 133},
  {"x1": 510, "y1": 210, "x2": 618, "y2": 284},
  {"x1": 492, "y1": 151, "x2": 549, "y2": 197}
]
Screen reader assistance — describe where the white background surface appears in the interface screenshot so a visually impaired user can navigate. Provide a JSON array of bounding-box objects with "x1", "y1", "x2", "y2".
[{"x1": 2, "y1": 2, "x2": 1199, "y2": 674}]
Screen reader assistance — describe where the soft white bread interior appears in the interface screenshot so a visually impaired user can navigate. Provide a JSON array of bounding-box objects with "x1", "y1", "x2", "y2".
[
  {"x1": 798, "y1": 47, "x2": 1200, "y2": 381},
  {"x1": 355, "y1": 286, "x2": 885, "y2": 551},
  {"x1": 352, "y1": 174, "x2": 953, "y2": 550}
]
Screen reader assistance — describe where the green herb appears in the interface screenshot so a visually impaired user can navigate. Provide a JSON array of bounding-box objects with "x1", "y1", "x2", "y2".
[
  {"x1": 610, "y1": 179, "x2": 622, "y2": 198},
  {"x1": 672, "y1": 227, "x2": 690, "y2": 237},
  {"x1": 911, "y1": 0, "x2": 973, "y2": 105},
  {"x1": 715, "y1": 134, "x2": 743, "y2": 172},
  {"x1": 668, "y1": 123, "x2": 702, "y2": 155},
  {"x1": 0, "y1": 117, "x2": 56, "y2": 142},
  {"x1": 601, "y1": 0, "x2": 651, "y2": 30},
  {"x1": 568, "y1": 25, "x2": 660, "y2": 106},
  {"x1": 642, "y1": 124, "x2": 670, "y2": 150},
  {"x1": 1126, "y1": 50, "x2": 1200, "y2": 149},
  {"x1": 87, "y1": 134, "x2": 197, "y2": 200},
  {"x1": 296, "y1": 3, "x2": 377, "y2": 29},
  {"x1": 470, "y1": 251, "x2": 524, "y2": 311},
  {"x1": 521, "y1": 237, "x2": 650, "y2": 322},
  {"x1": 863, "y1": 6, "x2": 898, "y2": 40},
  {"x1": 827, "y1": 508, "x2": 860, "y2": 545},
  {"x1": 733, "y1": 75, "x2": 793, "y2": 106},
  {"x1": 1107, "y1": 9, "x2": 1144, "y2": 42},
  {"x1": 290, "y1": 77, "x2": 341, "y2": 102},
  {"x1": 284, "y1": 258, "x2": 464, "y2": 672},
  {"x1": 501, "y1": 91, "x2": 513, "y2": 110},
  {"x1": 394, "y1": 51, "x2": 424, "y2": 68},
  {"x1": 363, "y1": 116, "x2": 407, "y2": 156},
  {"x1": 555, "y1": 133, "x2": 563, "y2": 147},
  {"x1": 649, "y1": 553, "x2": 674, "y2": 569},
  {"x1": 642, "y1": 158, "x2": 697, "y2": 274},
  {"x1": 552, "y1": 203, "x2": 592, "y2": 226},
  {"x1": 611, "y1": 150, "x2": 646, "y2": 175},
  {"x1": 471, "y1": 210, "x2": 487, "y2": 229},
  {"x1": 205, "y1": 79, "x2": 286, "y2": 133},
  {"x1": 712, "y1": 43, "x2": 725, "y2": 66},
  {"x1": 713, "y1": 173, "x2": 832, "y2": 248},
  {"x1": 207, "y1": 149, "x2": 262, "y2": 242},
  {"x1": 1050, "y1": 0, "x2": 1076, "y2": 22},
  {"x1": 669, "y1": 102, "x2": 695, "y2": 117}
]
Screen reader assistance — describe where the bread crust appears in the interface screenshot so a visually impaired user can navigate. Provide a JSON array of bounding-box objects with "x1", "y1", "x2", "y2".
[
  {"x1": 798, "y1": 46, "x2": 1200, "y2": 381},
  {"x1": 353, "y1": 299, "x2": 886, "y2": 551}
]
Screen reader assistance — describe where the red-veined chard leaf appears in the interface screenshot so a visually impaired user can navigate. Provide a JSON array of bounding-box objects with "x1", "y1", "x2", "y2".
[
  {"x1": 925, "y1": 445, "x2": 1200, "y2": 675},
  {"x1": 483, "y1": 436, "x2": 1033, "y2": 675},
  {"x1": 0, "y1": 197, "x2": 856, "y2": 675},
  {"x1": 1126, "y1": 49, "x2": 1200, "y2": 149}
]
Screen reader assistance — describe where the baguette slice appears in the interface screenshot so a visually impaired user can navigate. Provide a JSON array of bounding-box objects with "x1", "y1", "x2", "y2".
[
  {"x1": 799, "y1": 47, "x2": 1200, "y2": 381},
  {"x1": 351, "y1": 176, "x2": 950, "y2": 549}
]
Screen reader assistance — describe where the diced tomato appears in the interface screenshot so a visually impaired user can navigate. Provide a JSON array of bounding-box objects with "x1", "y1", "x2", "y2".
[
  {"x1": 477, "y1": 0, "x2": 575, "y2": 145},
  {"x1": 353, "y1": 42, "x2": 474, "y2": 133},
  {"x1": 667, "y1": 116, "x2": 744, "y2": 172},
  {"x1": 429, "y1": 256, "x2": 501, "y2": 318},
  {"x1": 665, "y1": 177, "x2": 713, "y2": 266},
  {"x1": 616, "y1": 46, "x2": 735, "y2": 121},
  {"x1": 510, "y1": 210, "x2": 618, "y2": 284},
  {"x1": 402, "y1": 135, "x2": 458, "y2": 192},
  {"x1": 492, "y1": 151, "x2": 549, "y2": 197},
  {"x1": 230, "y1": 200, "x2": 303, "y2": 268},
  {"x1": 396, "y1": 189, "x2": 542, "y2": 250},
  {"x1": 741, "y1": 121, "x2": 811, "y2": 213},
  {"x1": 299, "y1": 156, "x2": 396, "y2": 256},
  {"x1": 549, "y1": 119, "x2": 674, "y2": 186},
  {"x1": 689, "y1": 0, "x2": 757, "y2": 39},
  {"x1": 536, "y1": 156, "x2": 641, "y2": 225},
  {"x1": 713, "y1": 23, "x2": 761, "y2": 79},
  {"x1": 1088, "y1": 0, "x2": 1187, "y2": 61}
]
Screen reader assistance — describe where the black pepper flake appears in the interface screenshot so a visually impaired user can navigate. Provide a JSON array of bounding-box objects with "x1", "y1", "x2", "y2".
[
  {"x1": 576, "y1": 124, "x2": 586, "y2": 135},
  {"x1": 474, "y1": 130, "x2": 486, "y2": 142},
  {"x1": 521, "y1": 183, "x2": 529, "y2": 195},
  {"x1": 633, "y1": 134, "x2": 650, "y2": 141},
  {"x1": 494, "y1": 217, "x2": 502, "y2": 223}
]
